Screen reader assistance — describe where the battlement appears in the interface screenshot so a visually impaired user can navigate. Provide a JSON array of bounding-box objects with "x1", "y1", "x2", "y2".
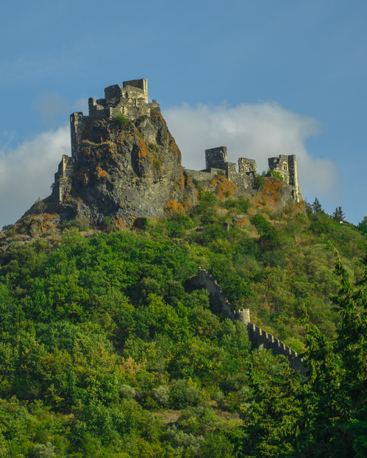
[{"x1": 88, "y1": 78, "x2": 154, "y2": 121}]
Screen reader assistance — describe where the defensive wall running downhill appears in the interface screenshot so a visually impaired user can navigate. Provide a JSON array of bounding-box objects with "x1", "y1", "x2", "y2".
[{"x1": 188, "y1": 268, "x2": 306, "y2": 372}]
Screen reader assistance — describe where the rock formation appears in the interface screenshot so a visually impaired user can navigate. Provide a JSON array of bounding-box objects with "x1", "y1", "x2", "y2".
[{"x1": 15, "y1": 79, "x2": 198, "y2": 235}]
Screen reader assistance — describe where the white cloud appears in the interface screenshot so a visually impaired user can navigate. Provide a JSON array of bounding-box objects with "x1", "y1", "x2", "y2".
[
  {"x1": 0, "y1": 125, "x2": 70, "y2": 228},
  {"x1": 163, "y1": 102, "x2": 339, "y2": 202}
]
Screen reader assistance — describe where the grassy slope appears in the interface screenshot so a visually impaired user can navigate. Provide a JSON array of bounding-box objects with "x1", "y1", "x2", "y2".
[{"x1": 0, "y1": 191, "x2": 365, "y2": 457}]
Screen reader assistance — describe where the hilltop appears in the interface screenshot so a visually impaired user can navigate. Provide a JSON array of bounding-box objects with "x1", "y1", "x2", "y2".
[{"x1": 7, "y1": 78, "x2": 304, "y2": 238}]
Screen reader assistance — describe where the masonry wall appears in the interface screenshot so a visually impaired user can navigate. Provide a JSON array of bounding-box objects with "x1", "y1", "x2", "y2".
[
  {"x1": 52, "y1": 154, "x2": 74, "y2": 203},
  {"x1": 70, "y1": 112, "x2": 88, "y2": 159},
  {"x1": 205, "y1": 146, "x2": 228, "y2": 170},
  {"x1": 189, "y1": 268, "x2": 305, "y2": 371}
]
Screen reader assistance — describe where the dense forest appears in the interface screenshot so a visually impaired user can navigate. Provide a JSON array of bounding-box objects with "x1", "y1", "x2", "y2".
[{"x1": 0, "y1": 190, "x2": 367, "y2": 457}]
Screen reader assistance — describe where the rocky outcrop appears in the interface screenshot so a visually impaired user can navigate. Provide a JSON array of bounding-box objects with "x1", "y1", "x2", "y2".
[{"x1": 14, "y1": 80, "x2": 197, "y2": 235}]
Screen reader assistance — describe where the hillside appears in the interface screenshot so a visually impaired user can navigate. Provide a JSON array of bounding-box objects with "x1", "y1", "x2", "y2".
[
  {"x1": 0, "y1": 189, "x2": 366, "y2": 457},
  {"x1": 1, "y1": 79, "x2": 366, "y2": 457}
]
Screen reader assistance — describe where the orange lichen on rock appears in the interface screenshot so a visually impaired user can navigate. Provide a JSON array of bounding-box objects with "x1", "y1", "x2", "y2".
[
  {"x1": 209, "y1": 175, "x2": 236, "y2": 202},
  {"x1": 136, "y1": 135, "x2": 149, "y2": 159},
  {"x1": 39, "y1": 213, "x2": 57, "y2": 233},
  {"x1": 166, "y1": 199, "x2": 185, "y2": 214},
  {"x1": 174, "y1": 174, "x2": 185, "y2": 190},
  {"x1": 251, "y1": 178, "x2": 284, "y2": 210},
  {"x1": 114, "y1": 216, "x2": 128, "y2": 231},
  {"x1": 76, "y1": 168, "x2": 90, "y2": 183},
  {"x1": 96, "y1": 166, "x2": 109, "y2": 179}
]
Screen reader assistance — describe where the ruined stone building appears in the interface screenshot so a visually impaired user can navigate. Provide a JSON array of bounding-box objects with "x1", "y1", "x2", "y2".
[{"x1": 46, "y1": 78, "x2": 304, "y2": 228}]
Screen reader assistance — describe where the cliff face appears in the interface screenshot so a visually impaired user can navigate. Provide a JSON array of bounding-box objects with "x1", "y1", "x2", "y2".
[
  {"x1": 51, "y1": 112, "x2": 196, "y2": 228},
  {"x1": 15, "y1": 88, "x2": 197, "y2": 235}
]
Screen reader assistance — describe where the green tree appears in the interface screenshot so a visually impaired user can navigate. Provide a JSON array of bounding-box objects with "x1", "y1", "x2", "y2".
[
  {"x1": 311, "y1": 197, "x2": 324, "y2": 214},
  {"x1": 332, "y1": 206, "x2": 345, "y2": 221}
]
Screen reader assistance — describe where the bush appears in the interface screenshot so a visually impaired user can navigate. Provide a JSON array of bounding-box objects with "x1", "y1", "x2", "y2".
[
  {"x1": 222, "y1": 197, "x2": 251, "y2": 214},
  {"x1": 119, "y1": 384, "x2": 136, "y2": 399},
  {"x1": 261, "y1": 250, "x2": 288, "y2": 268},
  {"x1": 170, "y1": 379, "x2": 201, "y2": 409},
  {"x1": 267, "y1": 170, "x2": 284, "y2": 182},
  {"x1": 33, "y1": 442, "x2": 56, "y2": 457},
  {"x1": 112, "y1": 115, "x2": 130, "y2": 128},
  {"x1": 251, "y1": 214, "x2": 280, "y2": 251},
  {"x1": 165, "y1": 427, "x2": 204, "y2": 456},
  {"x1": 152, "y1": 385, "x2": 170, "y2": 406},
  {"x1": 103, "y1": 216, "x2": 117, "y2": 233},
  {"x1": 165, "y1": 212, "x2": 195, "y2": 237},
  {"x1": 253, "y1": 175, "x2": 266, "y2": 189}
]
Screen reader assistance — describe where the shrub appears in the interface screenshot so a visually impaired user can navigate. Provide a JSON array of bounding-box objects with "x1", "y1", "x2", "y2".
[
  {"x1": 165, "y1": 427, "x2": 204, "y2": 456},
  {"x1": 112, "y1": 115, "x2": 130, "y2": 128},
  {"x1": 251, "y1": 214, "x2": 280, "y2": 251},
  {"x1": 267, "y1": 170, "x2": 284, "y2": 182},
  {"x1": 253, "y1": 175, "x2": 266, "y2": 189},
  {"x1": 165, "y1": 213, "x2": 195, "y2": 237},
  {"x1": 33, "y1": 442, "x2": 56, "y2": 457},
  {"x1": 222, "y1": 197, "x2": 251, "y2": 214},
  {"x1": 152, "y1": 158, "x2": 161, "y2": 170},
  {"x1": 152, "y1": 385, "x2": 170, "y2": 406},
  {"x1": 103, "y1": 216, "x2": 116, "y2": 233},
  {"x1": 34, "y1": 197, "x2": 46, "y2": 214},
  {"x1": 119, "y1": 384, "x2": 136, "y2": 400},
  {"x1": 170, "y1": 379, "x2": 201, "y2": 409},
  {"x1": 261, "y1": 250, "x2": 288, "y2": 268}
]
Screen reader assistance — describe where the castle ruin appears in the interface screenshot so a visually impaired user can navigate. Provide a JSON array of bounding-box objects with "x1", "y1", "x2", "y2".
[
  {"x1": 52, "y1": 78, "x2": 304, "y2": 209},
  {"x1": 185, "y1": 146, "x2": 303, "y2": 202}
]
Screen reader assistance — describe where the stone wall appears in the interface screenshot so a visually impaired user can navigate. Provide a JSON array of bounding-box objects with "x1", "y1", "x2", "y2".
[
  {"x1": 247, "y1": 323, "x2": 305, "y2": 372},
  {"x1": 188, "y1": 146, "x2": 303, "y2": 202},
  {"x1": 268, "y1": 154, "x2": 303, "y2": 202},
  {"x1": 238, "y1": 158, "x2": 257, "y2": 175},
  {"x1": 189, "y1": 268, "x2": 305, "y2": 371},
  {"x1": 53, "y1": 154, "x2": 74, "y2": 203},
  {"x1": 189, "y1": 267, "x2": 249, "y2": 323}
]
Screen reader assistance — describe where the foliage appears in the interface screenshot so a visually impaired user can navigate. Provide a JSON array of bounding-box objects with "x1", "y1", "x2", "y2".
[
  {"x1": 1, "y1": 190, "x2": 367, "y2": 455},
  {"x1": 267, "y1": 170, "x2": 284, "y2": 182},
  {"x1": 112, "y1": 115, "x2": 130, "y2": 128},
  {"x1": 253, "y1": 175, "x2": 266, "y2": 189},
  {"x1": 332, "y1": 205, "x2": 346, "y2": 221}
]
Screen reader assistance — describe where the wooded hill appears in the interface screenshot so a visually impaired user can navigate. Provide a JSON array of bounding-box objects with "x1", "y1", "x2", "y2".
[{"x1": 0, "y1": 192, "x2": 366, "y2": 457}]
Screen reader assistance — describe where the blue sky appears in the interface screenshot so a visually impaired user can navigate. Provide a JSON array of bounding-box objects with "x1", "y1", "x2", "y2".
[{"x1": 1, "y1": 0, "x2": 366, "y2": 227}]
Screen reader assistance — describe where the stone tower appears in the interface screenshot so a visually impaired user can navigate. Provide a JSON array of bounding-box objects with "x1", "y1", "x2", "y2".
[{"x1": 268, "y1": 154, "x2": 303, "y2": 202}]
